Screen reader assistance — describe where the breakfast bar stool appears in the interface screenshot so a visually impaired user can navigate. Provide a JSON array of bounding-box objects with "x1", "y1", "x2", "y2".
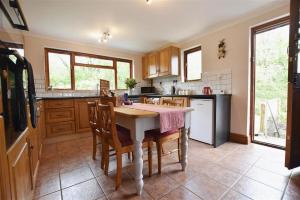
[
  {"x1": 145, "y1": 99, "x2": 184, "y2": 174},
  {"x1": 98, "y1": 102, "x2": 153, "y2": 190}
]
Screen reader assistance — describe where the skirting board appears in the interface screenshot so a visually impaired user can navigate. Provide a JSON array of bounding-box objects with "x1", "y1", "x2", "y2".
[{"x1": 230, "y1": 133, "x2": 249, "y2": 144}]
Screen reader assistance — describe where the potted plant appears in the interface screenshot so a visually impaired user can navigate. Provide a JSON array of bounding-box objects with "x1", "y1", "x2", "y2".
[{"x1": 125, "y1": 78, "x2": 137, "y2": 95}]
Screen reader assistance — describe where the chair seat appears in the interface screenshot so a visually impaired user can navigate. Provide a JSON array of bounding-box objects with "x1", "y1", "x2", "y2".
[
  {"x1": 116, "y1": 125, "x2": 152, "y2": 147},
  {"x1": 145, "y1": 128, "x2": 179, "y2": 139}
]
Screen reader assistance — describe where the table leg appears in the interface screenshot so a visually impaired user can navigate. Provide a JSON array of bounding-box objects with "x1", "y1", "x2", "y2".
[
  {"x1": 134, "y1": 140, "x2": 144, "y2": 195},
  {"x1": 181, "y1": 127, "x2": 190, "y2": 171}
]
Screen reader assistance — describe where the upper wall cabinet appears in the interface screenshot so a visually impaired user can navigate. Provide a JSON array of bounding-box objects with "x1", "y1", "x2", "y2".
[{"x1": 142, "y1": 46, "x2": 180, "y2": 79}]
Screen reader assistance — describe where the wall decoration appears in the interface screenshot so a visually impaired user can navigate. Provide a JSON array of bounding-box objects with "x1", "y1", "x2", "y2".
[{"x1": 218, "y1": 39, "x2": 226, "y2": 59}]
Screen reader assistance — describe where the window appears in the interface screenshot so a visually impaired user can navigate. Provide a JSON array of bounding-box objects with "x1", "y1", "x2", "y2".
[
  {"x1": 45, "y1": 48, "x2": 132, "y2": 90},
  {"x1": 117, "y1": 61, "x2": 131, "y2": 89},
  {"x1": 46, "y1": 51, "x2": 72, "y2": 90},
  {"x1": 184, "y1": 46, "x2": 202, "y2": 81}
]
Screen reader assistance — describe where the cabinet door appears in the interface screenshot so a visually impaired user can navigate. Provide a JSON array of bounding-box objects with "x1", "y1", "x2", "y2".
[
  {"x1": 159, "y1": 47, "x2": 171, "y2": 76},
  {"x1": 7, "y1": 130, "x2": 33, "y2": 200},
  {"x1": 75, "y1": 99, "x2": 91, "y2": 133},
  {"x1": 46, "y1": 121, "x2": 75, "y2": 137},
  {"x1": 45, "y1": 108, "x2": 75, "y2": 123},
  {"x1": 172, "y1": 97, "x2": 189, "y2": 107},
  {"x1": 28, "y1": 128, "x2": 39, "y2": 185},
  {"x1": 142, "y1": 56, "x2": 149, "y2": 79},
  {"x1": 148, "y1": 53, "x2": 159, "y2": 78},
  {"x1": 190, "y1": 99, "x2": 213, "y2": 144}
]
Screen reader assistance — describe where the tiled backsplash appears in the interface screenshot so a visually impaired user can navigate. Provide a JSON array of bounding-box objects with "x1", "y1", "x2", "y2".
[
  {"x1": 34, "y1": 78, "x2": 149, "y2": 97},
  {"x1": 34, "y1": 70, "x2": 231, "y2": 97},
  {"x1": 152, "y1": 69, "x2": 232, "y2": 95}
]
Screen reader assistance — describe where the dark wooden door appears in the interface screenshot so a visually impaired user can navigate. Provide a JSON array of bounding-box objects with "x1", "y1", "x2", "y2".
[{"x1": 285, "y1": 0, "x2": 300, "y2": 169}]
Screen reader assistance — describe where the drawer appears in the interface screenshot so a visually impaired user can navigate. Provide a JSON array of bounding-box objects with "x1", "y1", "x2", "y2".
[
  {"x1": 45, "y1": 99, "x2": 74, "y2": 109},
  {"x1": 46, "y1": 108, "x2": 75, "y2": 123},
  {"x1": 46, "y1": 121, "x2": 75, "y2": 137}
]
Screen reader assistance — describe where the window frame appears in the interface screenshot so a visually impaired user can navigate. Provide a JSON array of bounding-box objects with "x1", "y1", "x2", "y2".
[
  {"x1": 45, "y1": 48, "x2": 133, "y2": 91},
  {"x1": 184, "y1": 45, "x2": 202, "y2": 82}
]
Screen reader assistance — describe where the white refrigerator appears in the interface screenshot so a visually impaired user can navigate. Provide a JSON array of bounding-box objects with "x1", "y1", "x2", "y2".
[{"x1": 190, "y1": 99, "x2": 214, "y2": 145}]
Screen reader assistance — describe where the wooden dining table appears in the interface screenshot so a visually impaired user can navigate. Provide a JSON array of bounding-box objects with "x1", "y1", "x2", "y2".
[{"x1": 114, "y1": 105, "x2": 193, "y2": 195}]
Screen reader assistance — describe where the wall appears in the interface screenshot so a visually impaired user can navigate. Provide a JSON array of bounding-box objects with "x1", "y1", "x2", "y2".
[
  {"x1": 172, "y1": 5, "x2": 289, "y2": 137},
  {"x1": 0, "y1": 30, "x2": 144, "y2": 97}
]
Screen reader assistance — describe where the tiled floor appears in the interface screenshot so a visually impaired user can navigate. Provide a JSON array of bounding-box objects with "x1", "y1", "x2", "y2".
[{"x1": 35, "y1": 134, "x2": 300, "y2": 200}]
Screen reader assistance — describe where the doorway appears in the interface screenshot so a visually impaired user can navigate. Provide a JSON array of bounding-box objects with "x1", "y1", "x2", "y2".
[{"x1": 250, "y1": 17, "x2": 290, "y2": 149}]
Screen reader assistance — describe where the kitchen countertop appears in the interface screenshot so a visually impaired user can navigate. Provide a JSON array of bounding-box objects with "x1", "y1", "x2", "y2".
[
  {"x1": 35, "y1": 94, "x2": 231, "y2": 101},
  {"x1": 128, "y1": 94, "x2": 231, "y2": 99},
  {"x1": 36, "y1": 96, "x2": 101, "y2": 100}
]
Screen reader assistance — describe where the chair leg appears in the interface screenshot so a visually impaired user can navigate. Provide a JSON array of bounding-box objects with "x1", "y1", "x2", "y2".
[
  {"x1": 157, "y1": 142, "x2": 162, "y2": 175},
  {"x1": 92, "y1": 133, "x2": 97, "y2": 160},
  {"x1": 148, "y1": 142, "x2": 152, "y2": 177},
  {"x1": 177, "y1": 138, "x2": 181, "y2": 162},
  {"x1": 115, "y1": 152, "x2": 122, "y2": 190},
  {"x1": 103, "y1": 142, "x2": 109, "y2": 175},
  {"x1": 100, "y1": 142, "x2": 105, "y2": 170}
]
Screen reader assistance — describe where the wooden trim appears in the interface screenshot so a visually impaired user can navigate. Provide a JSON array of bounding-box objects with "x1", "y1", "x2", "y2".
[
  {"x1": 251, "y1": 16, "x2": 290, "y2": 34},
  {"x1": 0, "y1": 117, "x2": 12, "y2": 200},
  {"x1": 184, "y1": 45, "x2": 202, "y2": 82},
  {"x1": 45, "y1": 48, "x2": 133, "y2": 91},
  {"x1": 44, "y1": 48, "x2": 72, "y2": 90},
  {"x1": 249, "y1": 16, "x2": 290, "y2": 145},
  {"x1": 1, "y1": 41, "x2": 23, "y2": 49},
  {"x1": 229, "y1": 133, "x2": 249, "y2": 144}
]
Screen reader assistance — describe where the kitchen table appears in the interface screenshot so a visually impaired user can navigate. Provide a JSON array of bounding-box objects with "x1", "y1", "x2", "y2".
[{"x1": 114, "y1": 105, "x2": 193, "y2": 195}]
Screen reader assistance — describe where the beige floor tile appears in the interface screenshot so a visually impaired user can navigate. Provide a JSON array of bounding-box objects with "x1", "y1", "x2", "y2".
[
  {"x1": 107, "y1": 180, "x2": 153, "y2": 200},
  {"x1": 60, "y1": 166, "x2": 94, "y2": 188},
  {"x1": 254, "y1": 158, "x2": 291, "y2": 177},
  {"x1": 200, "y1": 163, "x2": 241, "y2": 187},
  {"x1": 184, "y1": 174, "x2": 228, "y2": 200},
  {"x1": 232, "y1": 176, "x2": 283, "y2": 200},
  {"x1": 246, "y1": 166, "x2": 289, "y2": 191},
  {"x1": 34, "y1": 175, "x2": 61, "y2": 198},
  {"x1": 144, "y1": 174, "x2": 180, "y2": 200},
  {"x1": 35, "y1": 191, "x2": 62, "y2": 200},
  {"x1": 62, "y1": 179, "x2": 105, "y2": 200},
  {"x1": 160, "y1": 186, "x2": 201, "y2": 200},
  {"x1": 96, "y1": 171, "x2": 133, "y2": 196},
  {"x1": 221, "y1": 190, "x2": 251, "y2": 200},
  {"x1": 218, "y1": 156, "x2": 252, "y2": 174},
  {"x1": 164, "y1": 163, "x2": 197, "y2": 185}
]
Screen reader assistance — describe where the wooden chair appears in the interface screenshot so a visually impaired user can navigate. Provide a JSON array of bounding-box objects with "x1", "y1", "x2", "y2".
[
  {"x1": 145, "y1": 99, "x2": 184, "y2": 174},
  {"x1": 98, "y1": 102, "x2": 153, "y2": 190},
  {"x1": 88, "y1": 100, "x2": 107, "y2": 170}
]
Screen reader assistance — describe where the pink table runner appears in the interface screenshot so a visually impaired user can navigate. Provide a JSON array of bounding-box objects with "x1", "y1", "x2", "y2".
[{"x1": 124, "y1": 103, "x2": 186, "y2": 133}]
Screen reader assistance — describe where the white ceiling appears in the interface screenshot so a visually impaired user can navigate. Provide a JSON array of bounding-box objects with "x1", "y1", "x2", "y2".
[{"x1": 4, "y1": 0, "x2": 289, "y2": 53}]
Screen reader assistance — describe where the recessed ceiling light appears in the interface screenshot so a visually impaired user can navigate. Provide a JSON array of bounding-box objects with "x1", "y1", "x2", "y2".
[{"x1": 146, "y1": 0, "x2": 152, "y2": 5}]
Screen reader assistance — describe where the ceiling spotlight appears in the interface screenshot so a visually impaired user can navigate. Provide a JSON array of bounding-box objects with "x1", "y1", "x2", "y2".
[
  {"x1": 146, "y1": 0, "x2": 152, "y2": 5},
  {"x1": 98, "y1": 31, "x2": 112, "y2": 43}
]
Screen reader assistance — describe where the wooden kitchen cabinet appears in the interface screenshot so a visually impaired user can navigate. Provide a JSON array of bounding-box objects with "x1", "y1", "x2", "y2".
[
  {"x1": 142, "y1": 46, "x2": 180, "y2": 79},
  {"x1": 147, "y1": 52, "x2": 159, "y2": 78},
  {"x1": 74, "y1": 99, "x2": 93, "y2": 133},
  {"x1": 142, "y1": 56, "x2": 149, "y2": 79},
  {"x1": 45, "y1": 108, "x2": 75, "y2": 123},
  {"x1": 159, "y1": 46, "x2": 180, "y2": 77},
  {"x1": 7, "y1": 128, "x2": 33, "y2": 200},
  {"x1": 46, "y1": 121, "x2": 75, "y2": 137}
]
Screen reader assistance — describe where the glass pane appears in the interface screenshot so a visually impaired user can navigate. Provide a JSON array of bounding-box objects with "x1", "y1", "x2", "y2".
[
  {"x1": 75, "y1": 55, "x2": 113, "y2": 66},
  {"x1": 48, "y1": 53, "x2": 71, "y2": 89},
  {"x1": 254, "y1": 25, "x2": 289, "y2": 147},
  {"x1": 74, "y1": 66, "x2": 115, "y2": 90},
  {"x1": 117, "y1": 61, "x2": 131, "y2": 89},
  {"x1": 187, "y1": 50, "x2": 202, "y2": 80}
]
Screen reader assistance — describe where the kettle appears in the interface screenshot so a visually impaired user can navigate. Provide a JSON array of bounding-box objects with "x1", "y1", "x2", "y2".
[{"x1": 202, "y1": 87, "x2": 213, "y2": 95}]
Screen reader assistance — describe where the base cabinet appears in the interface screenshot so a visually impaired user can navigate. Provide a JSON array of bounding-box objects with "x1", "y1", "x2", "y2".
[{"x1": 7, "y1": 129, "x2": 33, "y2": 200}]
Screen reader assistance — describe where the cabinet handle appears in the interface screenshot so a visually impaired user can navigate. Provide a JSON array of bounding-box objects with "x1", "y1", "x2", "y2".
[
  {"x1": 196, "y1": 104, "x2": 204, "y2": 106},
  {"x1": 30, "y1": 145, "x2": 34, "y2": 150}
]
